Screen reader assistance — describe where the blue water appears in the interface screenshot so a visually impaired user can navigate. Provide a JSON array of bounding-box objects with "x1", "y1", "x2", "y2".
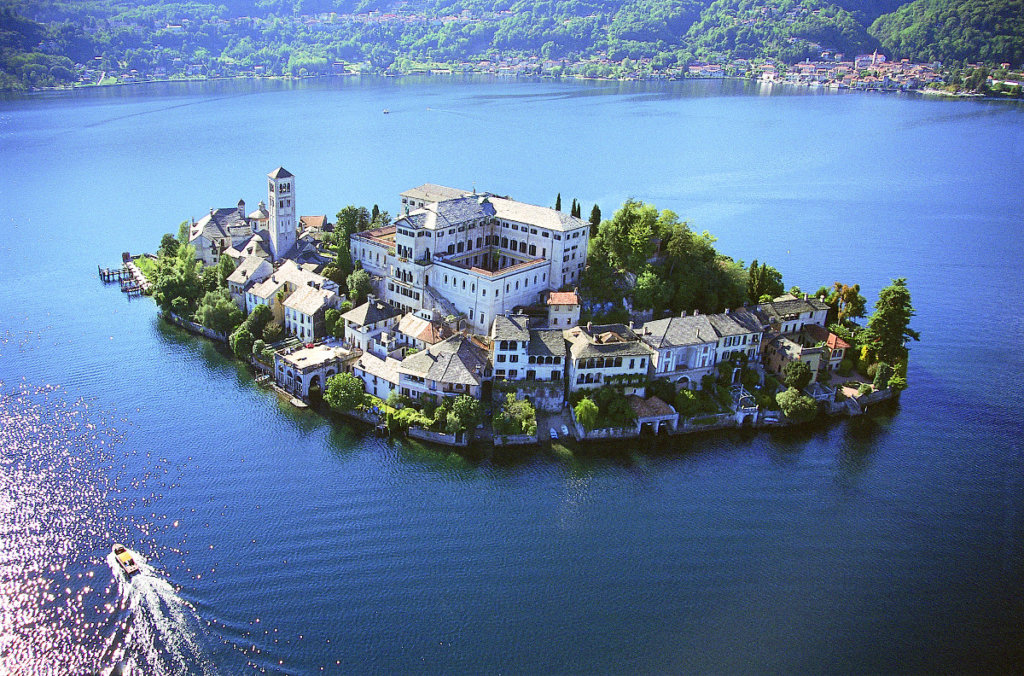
[{"x1": 1, "y1": 76, "x2": 1023, "y2": 673}]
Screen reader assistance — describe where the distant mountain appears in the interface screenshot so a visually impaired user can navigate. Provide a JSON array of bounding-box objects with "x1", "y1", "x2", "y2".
[
  {"x1": 3, "y1": 0, "x2": 1021, "y2": 91},
  {"x1": 869, "y1": 0, "x2": 1024, "y2": 64}
]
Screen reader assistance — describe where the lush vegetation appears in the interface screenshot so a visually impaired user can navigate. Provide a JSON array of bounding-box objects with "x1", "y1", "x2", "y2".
[
  {"x1": 582, "y1": 199, "x2": 762, "y2": 318},
  {"x1": 4, "y1": 0, "x2": 1020, "y2": 91},
  {"x1": 570, "y1": 385, "x2": 637, "y2": 429},
  {"x1": 492, "y1": 392, "x2": 538, "y2": 436},
  {"x1": 776, "y1": 385, "x2": 818, "y2": 421}
]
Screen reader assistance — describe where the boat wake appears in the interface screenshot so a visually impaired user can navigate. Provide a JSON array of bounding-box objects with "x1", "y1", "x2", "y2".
[{"x1": 105, "y1": 550, "x2": 217, "y2": 675}]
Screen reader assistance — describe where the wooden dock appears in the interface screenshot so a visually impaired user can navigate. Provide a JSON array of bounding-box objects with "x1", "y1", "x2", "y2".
[{"x1": 98, "y1": 254, "x2": 153, "y2": 297}]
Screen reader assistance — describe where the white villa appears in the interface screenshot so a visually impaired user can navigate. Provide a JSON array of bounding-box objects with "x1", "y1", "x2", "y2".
[
  {"x1": 564, "y1": 322, "x2": 655, "y2": 396},
  {"x1": 638, "y1": 308, "x2": 767, "y2": 389}
]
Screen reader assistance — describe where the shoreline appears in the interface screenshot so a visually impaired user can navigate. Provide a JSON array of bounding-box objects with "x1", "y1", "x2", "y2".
[
  {"x1": 156, "y1": 304, "x2": 900, "y2": 452},
  {"x1": 9, "y1": 71, "x2": 1020, "y2": 103}
]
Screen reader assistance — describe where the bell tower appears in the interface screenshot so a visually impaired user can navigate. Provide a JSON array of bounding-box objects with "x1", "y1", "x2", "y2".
[{"x1": 267, "y1": 167, "x2": 296, "y2": 260}]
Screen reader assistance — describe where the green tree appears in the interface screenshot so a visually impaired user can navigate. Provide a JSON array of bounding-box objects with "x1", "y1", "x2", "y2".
[
  {"x1": 216, "y1": 255, "x2": 237, "y2": 288},
  {"x1": 832, "y1": 282, "x2": 867, "y2": 325},
  {"x1": 229, "y1": 326, "x2": 254, "y2": 359},
  {"x1": 194, "y1": 289, "x2": 243, "y2": 334},
  {"x1": 324, "y1": 372, "x2": 367, "y2": 412},
  {"x1": 347, "y1": 269, "x2": 372, "y2": 306},
  {"x1": 589, "y1": 204, "x2": 601, "y2": 236},
  {"x1": 574, "y1": 396, "x2": 599, "y2": 430},
  {"x1": 555, "y1": 193, "x2": 562, "y2": 211},
  {"x1": 335, "y1": 206, "x2": 371, "y2": 238},
  {"x1": 866, "y1": 278, "x2": 920, "y2": 365},
  {"x1": 158, "y1": 233, "x2": 179, "y2": 257},
  {"x1": 493, "y1": 393, "x2": 538, "y2": 436},
  {"x1": 776, "y1": 387, "x2": 818, "y2": 422},
  {"x1": 633, "y1": 268, "x2": 670, "y2": 310},
  {"x1": 447, "y1": 394, "x2": 482, "y2": 434},
  {"x1": 324, "y1": 308, "x2": 342, "y2": 338},
  {"x1": 783, "y1": 360, "x2": 813, "y2": 390},
  {"x1": 263, "y1": 321, "x2": 284, "y2": 343}
]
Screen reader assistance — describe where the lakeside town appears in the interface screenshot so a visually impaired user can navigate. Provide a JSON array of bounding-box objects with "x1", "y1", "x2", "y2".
[
  {"x1": 105, "y1": 167, "x2": 917, "y2": 448},
  {"x1": 62, "y1": 48, "x2": 1024, "y2": 96}
]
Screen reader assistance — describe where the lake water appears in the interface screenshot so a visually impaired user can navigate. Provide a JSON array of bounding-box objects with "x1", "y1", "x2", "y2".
[{"x1": 1, "y1": 76, "x2": 1023, "y2": 674}]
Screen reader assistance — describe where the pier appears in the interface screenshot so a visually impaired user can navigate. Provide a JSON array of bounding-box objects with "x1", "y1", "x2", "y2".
[{"x1": 98, "y1": 253, "x2": 153, "y2": 297}]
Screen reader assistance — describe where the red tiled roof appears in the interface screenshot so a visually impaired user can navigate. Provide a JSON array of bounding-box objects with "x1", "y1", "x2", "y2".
[
  {"x1": 546, "y1": 291, "x2": 579, "y2": 306},
  {"x1": 804, "y1": 323, "x2": 851, "y2": 350}
]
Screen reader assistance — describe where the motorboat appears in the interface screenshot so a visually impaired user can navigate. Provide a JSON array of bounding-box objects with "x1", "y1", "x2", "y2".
[{"x1": 112, "y1": 544, "x2": 140, "y2": 576}]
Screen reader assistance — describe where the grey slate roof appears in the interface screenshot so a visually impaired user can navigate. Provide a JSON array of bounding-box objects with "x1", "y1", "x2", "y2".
[
  {"x1": 401, "y1": 184, "x2": 468, "y2": 203},
  {"x1": 528, "y1": 329, "x2": 566, "y2": 358},
  {"x1": 491, "y1": 314, "x2": 530, "y2": 342},
  {"x1": 398, "y1": 335, "x2": 488, "y2": 386},
  {"x1": 638, "y1": 315, "x2": 718, "y2": 349},
  {"x1": 190, "y1": 207, "x2": 253, "y2": 243},
  {"x1": 640, "y1": 309, "x2": 766, "y2": 349},
  {"x1": 268, "y1": 166, "x2": 293, "y2": 179},
  {"x1": 226, "y1": 255, "x2": 271, "y2": 286},
  {"x1": 342, "y1": 299, "x2": 401, "y2": 327},
  {"x1": 760, "y1": 295, "x2": 831, "y2": 322},
  {"x1": 394, "y1": 193, "x2": 588, "y2": 234},
  {"x1": 284, "y1": 284, "x2": 336, "y2": 316},
  {"x1": 565, "y1": 323, "x2": 654, "y2": 360}
]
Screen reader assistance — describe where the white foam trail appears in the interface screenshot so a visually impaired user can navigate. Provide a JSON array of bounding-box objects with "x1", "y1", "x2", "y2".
[{"x1": 106, "y1": 551, "x2": 217, "y2": 675}]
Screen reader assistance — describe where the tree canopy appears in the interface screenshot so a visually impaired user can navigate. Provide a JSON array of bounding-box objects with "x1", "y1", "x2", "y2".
[{"x1": 865, "y1": 277, "x2": 919, "y2": 365}]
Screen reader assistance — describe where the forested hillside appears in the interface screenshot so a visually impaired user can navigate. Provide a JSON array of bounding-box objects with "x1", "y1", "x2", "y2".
[
  {"x1": 869, "y1": 0, "x2": 1024, "y2": 65},
  {"x1": 1, "y1": 0, "x2": 1021, "y2": 90}
]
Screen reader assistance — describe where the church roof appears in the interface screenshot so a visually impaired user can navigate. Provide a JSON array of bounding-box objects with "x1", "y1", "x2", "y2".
[{"x1": 268, "y1": 167, "x2": 293, "y2": 179}]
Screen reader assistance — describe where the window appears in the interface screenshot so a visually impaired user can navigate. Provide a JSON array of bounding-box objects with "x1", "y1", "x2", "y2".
[
  {"x1": 497, "y1": 354, "x2": 506, "y2": 363},
  {"x1": 629, "y1": 359, "x2": 635, "y2": 369}
]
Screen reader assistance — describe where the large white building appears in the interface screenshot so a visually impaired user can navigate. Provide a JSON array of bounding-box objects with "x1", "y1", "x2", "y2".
[{"x1": 351, "y1": 186, "x2": 590, "y2": 334}]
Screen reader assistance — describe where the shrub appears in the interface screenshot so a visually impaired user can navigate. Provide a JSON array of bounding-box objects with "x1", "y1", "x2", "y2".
[
  {"x1": 574, "y1": 397, "x2": 599, "y2": 430},
  {"x1": 741, "y1": 367, "x2": 760, "y2": 391},
  {"x1": 873, "y1": 362, "x2": 893, "y2": 390},
  {"x1": 865, "y1": 362, "x2": 879, "y2": 379},
  {"x1": 674, "y1": 389, "x2": 699, "y2": 416},
  {"x1": 837, "y1": 358, "x2": 854, "y2": 376},
  {"x1": 857, "y1": 384, "x2": 872, "y2": 397},
  {"x1": 764, "y1": 375, "x2": 781, "y2": 393},
  {"x1": 700, "y1": 374, "x2": 716, "y2": 391},
  {"x1": 715, "y1": 385, "x2": 733, "y2": 408},
  {"x1": 888, "y1": 375, "x2": 908, "y2": 391}
]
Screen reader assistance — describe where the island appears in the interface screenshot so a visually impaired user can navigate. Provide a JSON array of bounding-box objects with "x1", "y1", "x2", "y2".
[{"x1": 106, "y1": 167, "x2": 919, "y2": 448}]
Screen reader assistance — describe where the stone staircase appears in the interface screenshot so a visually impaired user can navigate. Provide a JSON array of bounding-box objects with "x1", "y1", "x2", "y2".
[{"x1": 423, "y1": 284, "x2": 460, "y2": 319}]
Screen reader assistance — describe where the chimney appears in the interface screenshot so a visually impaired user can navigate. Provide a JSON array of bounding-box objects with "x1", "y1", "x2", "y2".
[
  {"x1": 693, "y1": 309, "x2": 700, "y2": 316},
  {"x1": 803, "y1": 293, "x2": 808, "y2": 300},
  {"x1": 680, "y1": 310, "x2": 687, "y2": 317},
  {"x1": 628, "y1": 320, "x2": 634, "y2": 330},
  {"x1": 586, "y1": 321, "x2": 592, "y2": 332},
  {"x1": 209, "y1": 208, "x2": 214, "y2": 216},
  {"x1": 725, "y1": 308, "x2": 731, "y2": 315}
]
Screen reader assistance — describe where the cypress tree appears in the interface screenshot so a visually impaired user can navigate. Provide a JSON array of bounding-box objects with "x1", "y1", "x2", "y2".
[
  {"x1": 747, "y1": 259, "x2": 759, "y2": 303},
  {"x1": 589, "y1": 204, "x2": 601, "y2": 235},
  {"x1": 555, "y1": 193, "x2": 562, "y2": 211}
]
